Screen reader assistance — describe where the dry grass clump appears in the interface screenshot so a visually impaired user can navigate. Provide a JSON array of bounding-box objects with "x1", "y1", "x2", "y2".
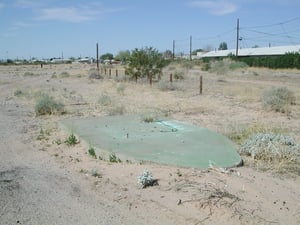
[
  {"x1": 262, "y1": 86, "x2": 296, "y2": 113},
  {"x1": 35, "y1": 94, "x2": 65, "y2": 116},
  {"x1": 88, "y1": 68, "x2": 102, "y2": 79}
]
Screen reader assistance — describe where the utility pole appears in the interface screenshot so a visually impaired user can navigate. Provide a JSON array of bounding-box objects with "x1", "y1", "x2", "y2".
[
  {"x1": 96, "y1": 42, "x2": 99, "y2": 71},
  {"x1": 172, "y1": 40, "x2": 175, "y2": 60},
  {"x1": 190, "y1": 35, "x2": 192, "y2": 61},
  {"x1": 235, "y1": 18, "x2": 240, "y2": 59}
]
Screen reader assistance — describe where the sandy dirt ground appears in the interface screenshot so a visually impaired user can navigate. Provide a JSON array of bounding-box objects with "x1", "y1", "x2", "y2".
[{"x1": 0, "y1": 63, "x2": 300, "y2": 225}]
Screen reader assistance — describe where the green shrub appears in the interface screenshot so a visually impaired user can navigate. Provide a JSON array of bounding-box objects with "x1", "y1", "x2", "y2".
[
  {"x1": 65, "y1": 133, "x2": 78, "y2": 146},
  {"x1": 109, "y1": 153, "x2": 121, "y2": 163},
  {"x1": 174, "y1": 70, "x2": 184, "y2": 80},
  {"x1": 262, "y1": 87, "x2": 296, "y2": 113},
  {"x1": 35, "y1": 94, "x2": 65, "y2": 116},
  {"x1": 229, "y1": 61, "x2": 248, "y2": 70},
  {"x1": 88, "y1": 147, "x2": 97, "y2": 158},
  {"x1": 14, "y1": 89, "x2": 24, "y2": 97}
]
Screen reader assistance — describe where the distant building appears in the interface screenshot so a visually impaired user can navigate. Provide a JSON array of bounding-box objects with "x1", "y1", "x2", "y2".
[{"x1": 198, "y1": 45, "x2": 300, "y2": 58}]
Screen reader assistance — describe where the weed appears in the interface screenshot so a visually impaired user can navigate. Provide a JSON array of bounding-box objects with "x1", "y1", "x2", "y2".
[
  {"x1": 23, "y1": 71, "x2": 35, "y2": 76},
  {"x1": 54, "y1": 138, "x2": 62, "y2": 145},
  {"x1": 142, "y1": 114, "x2": 158, "y2": 123},
  {"x1": 98, "y1": 94, "x2": 113, "y2": 106},
  {"x1": 65, "y1": 133, "x2": 78, "y2": 146},
  {"x1": 88, "y1": 68, "x2": 102, "y2": 79},
  {"x1": 117, "y1": 83, "x2": 126, "y2": 95},
  {"x1": 109, "y1": 153, "x2": 121, "y2": 163},
  {"x1": 35, "y1": 94, "x2": 65, "y2": 116},
  {"x1": 37, "y1": 128, "x2": 48, "y2": 141},
  {"x1": 91, "y1": 169, "x2": 102, "y2": 178},
  {"x1": 158, "y1": 80, "x2": 182, "y2": 91},
  {"x1": 262, "y1": 87, "x2": 296, "y2": 113},
  {"x1": 14, "y1": 89, "x2": 24, "y2": 97},
  {"x1": 88, "y1": 147, "x2": 97, "y2": 159},
  {"x1": 108, "y1": 105, "x2": 125, "y2": 116},
  {"x1": 59, "y1": 71, "x2": 70, "y2": 78},
  {"x1": 174, "y1": 70, "x2": 184, "y2": 80}
]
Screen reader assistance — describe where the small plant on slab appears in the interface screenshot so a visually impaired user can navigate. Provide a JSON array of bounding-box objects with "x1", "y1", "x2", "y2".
[
  {"x1": 109, "y1": 153, "x2": 121, "y2": 163},
  {"x1": 65, "y1": 133, "x2": 78, "y2": 146},
  {"x1": 88, "y1": 147, "x2": 97, "y2": 159}
]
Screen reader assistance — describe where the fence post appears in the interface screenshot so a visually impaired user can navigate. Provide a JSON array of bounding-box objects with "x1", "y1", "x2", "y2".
[
  {"x1": 116, "y1": 69, "x2": 118, "y2": 77},
  {"x1": 170, "y1": 73, "x2": 173, "y2": 83},
  {"x1": 199, "y1": 75, "x2": 203, "y2": 95}
]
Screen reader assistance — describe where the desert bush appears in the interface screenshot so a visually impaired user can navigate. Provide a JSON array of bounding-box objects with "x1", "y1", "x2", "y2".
[
  {"x1": 239, "y1": 132, "x2": 299, "y2": 162},
  {"x1": 98, "y1": 94, "x2": 113, "y2": 106},
  {"x1": 59, "y1": 71, "x2": 70, "y2": 78},
  {"x1": 174, "y1": 70, "x2": 184, "y2": 80},
  {"x1": 35, "y1": 94, "x2": 65, "y2": 116},
  {"x1": 137, "y1": 169, "x2": 156, "y2": 188},
  {"x1": 158, "y1": 80, "x2": 182, "y2": 91},
  {"x1": 14, "y1": 89, "x2": 24, "y2": 97},
  {"x1": 262, "y1": 87, "x2": 296, "y2": 113},
  {"x1": 229, "y1": 61, "x2": 248, "y2": 70},
  {"x1": 88, "y1": 68, "x2": 102, "y2": 79},
  {"x1": 108, "y1": 105, "x2": 125, "y2": 116},
  {"x1": 24, "y1": 71, "x2": 35, "y2": 76}
]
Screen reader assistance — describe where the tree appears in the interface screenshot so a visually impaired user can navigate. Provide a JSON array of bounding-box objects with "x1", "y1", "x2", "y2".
[
  {"x1": 218, "y1": 42, "x2": 228, "y2": 50},
  {"x1": 100, "y1": 53, "x2": 114, "y2": 62},
  {"x1": 114, "y1": 50, "x2": 131, "y2": 64},
  {"x1": 163, "y1": 50, "x2": 173, "y2": 59},
  {"x1": 125, "y1": 47, "x2": 166, "y2": 83},
  {"x1": 192, "y1": 49, "x2": 203, "y2": 55}
]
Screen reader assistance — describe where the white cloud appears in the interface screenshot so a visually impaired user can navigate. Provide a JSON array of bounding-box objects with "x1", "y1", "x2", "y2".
[
  {"x1": 189, "y1": 0, "x2": 238, "y2": 15},
  {"x1": 36, "y1": 3, "x2": 124, "y2": 23},
  {"x1": 14, "y1": 0, "x2": 39, "y2": 8}
]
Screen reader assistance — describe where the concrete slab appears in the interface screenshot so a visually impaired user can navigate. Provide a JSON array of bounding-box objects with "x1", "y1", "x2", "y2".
[{"x1": 62, "y1": 115, "x2": 242, "y2": 168}]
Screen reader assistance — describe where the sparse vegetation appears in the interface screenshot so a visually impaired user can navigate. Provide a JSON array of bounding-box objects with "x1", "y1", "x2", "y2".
[
  {"x1": 109, "y1": 153, "x2": 121, "y2": 163},
  {"x1": 35, "y1": 94, "x2": 65, "y2": 116},
  {"x1": 88, "y1": 68, "x2": 102, "y2": 79},
  {"x1": 88, "y1": 147, "x2": 97, "y2": 159},
  {"x1": 108, "y1": 105, "x2": 125, "y2": 116},
  {"x1": 262, "y1": 87, "x2": 296, "y2": 113},
  {"x1": 239, "y1": 132, "x2": 299, "y2": 161},
  {"x1": 14, "y1": 89, "x2": 24, "y2": 97},
  {"x1": 98, "y1": 94, "x2": 113, "y2": 106},
  {"x1": 65, "y1": 133, "x2": 78, "y2": 146}
]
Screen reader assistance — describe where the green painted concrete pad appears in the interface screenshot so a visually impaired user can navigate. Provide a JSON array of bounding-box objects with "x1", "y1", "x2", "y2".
[{"x1": 62, "y1": 115, "x2": 242, "y2": 168}]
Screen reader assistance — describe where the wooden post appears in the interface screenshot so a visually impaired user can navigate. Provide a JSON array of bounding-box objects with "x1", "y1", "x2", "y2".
[
  {"x1": 199, "y1": 75, "x2": 203, "y2": 95},
  {"x1": 104, "y1": 68, "x2": 107, "y2": 75},
  {"x1": 149, "y1": 73, "x2": 152, "y2": 86},
  {"x1": 109, "y1": 68, "x2": 111, "y2": 78},
  {"x1": 116, "y1": 69, "x2": 118, "y2": 77},
  {"x1": 170, "y1": 73, "x2": 173, "y2": 83}
]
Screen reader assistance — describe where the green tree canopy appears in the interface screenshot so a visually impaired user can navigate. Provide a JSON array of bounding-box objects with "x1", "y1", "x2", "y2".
[
  {"x1": 218, "y1": 42, "x2": 228, "y2": 50},
  {"x1": 100, "y1": 53, "x2": 114, "y2": 61},
  {"x1": 114, "y1": 50, "x2": 131, "y2": 63},
  {"x1": 125, "y1": 47, "x2": 166, "y2": 83}
]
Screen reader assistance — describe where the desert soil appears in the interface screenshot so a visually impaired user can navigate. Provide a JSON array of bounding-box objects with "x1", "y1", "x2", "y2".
[{"x1": 0, "y1": 63, "x2": 299, "y2": 225}]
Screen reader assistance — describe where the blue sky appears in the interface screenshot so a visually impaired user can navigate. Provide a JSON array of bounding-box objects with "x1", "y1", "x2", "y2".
[{"x1": 1, "y1": 0, "x2": 300, "y2": 60}]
